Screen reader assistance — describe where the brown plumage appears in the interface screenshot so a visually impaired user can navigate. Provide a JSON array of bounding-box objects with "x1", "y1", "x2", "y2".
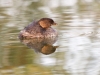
[{"x1": 19, "y1": 18, "x2": 57, "y2": 39}]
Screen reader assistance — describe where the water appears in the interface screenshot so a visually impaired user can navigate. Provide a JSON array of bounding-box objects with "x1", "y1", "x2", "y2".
[{"x1": 0, "y1": 0, "x2": 100, "y2": 75}]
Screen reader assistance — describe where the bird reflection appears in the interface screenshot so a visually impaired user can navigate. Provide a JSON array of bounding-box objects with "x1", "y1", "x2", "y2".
[{"x1": 19, "y1": 37, "x2": 58, "y2": 55}]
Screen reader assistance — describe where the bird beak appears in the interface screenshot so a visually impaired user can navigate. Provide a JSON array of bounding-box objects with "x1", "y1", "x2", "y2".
[{"x1": 53, "y1": 23, "x2": 57, "y2": 25}]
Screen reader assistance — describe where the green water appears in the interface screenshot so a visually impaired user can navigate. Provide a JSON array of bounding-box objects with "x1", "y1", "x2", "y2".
[{"x1": 0, "y1": 0, "x2": 100, "y2": 75}]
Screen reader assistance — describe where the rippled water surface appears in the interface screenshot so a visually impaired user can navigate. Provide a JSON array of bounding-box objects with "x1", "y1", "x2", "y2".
[{"x1": 1, "y1": 0, "x2": 100, "y2": 75}]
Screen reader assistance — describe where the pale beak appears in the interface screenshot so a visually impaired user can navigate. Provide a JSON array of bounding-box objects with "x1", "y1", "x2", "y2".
[{"x1": 53, "y1": 23, "x2": 57, "y2": 25}]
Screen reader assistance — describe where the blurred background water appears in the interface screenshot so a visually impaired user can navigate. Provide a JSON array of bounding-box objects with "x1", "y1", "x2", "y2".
[{"x1": 0, "y1": 0, "x2": 100, "y2": 75}]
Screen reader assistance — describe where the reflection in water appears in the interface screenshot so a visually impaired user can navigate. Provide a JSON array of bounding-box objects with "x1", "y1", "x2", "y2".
[
  {"x1": 1, "y1": 0, "x2": 100, "y2": 75},
  {"x1": 19, "y1": 37, "x2": 58, "y2": 55}
]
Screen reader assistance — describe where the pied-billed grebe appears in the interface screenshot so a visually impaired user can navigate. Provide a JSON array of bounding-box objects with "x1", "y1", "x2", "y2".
[{"x1": 19, "y1": 18, "x2": 57, "y2": 38}]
